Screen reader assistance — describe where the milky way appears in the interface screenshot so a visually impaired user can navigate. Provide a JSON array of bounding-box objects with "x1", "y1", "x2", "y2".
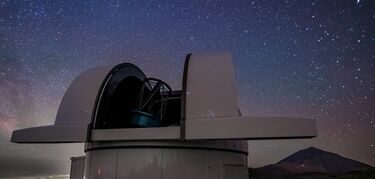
[{"x1": 0, "y1": 0, "x2": 374, "y2": 176}]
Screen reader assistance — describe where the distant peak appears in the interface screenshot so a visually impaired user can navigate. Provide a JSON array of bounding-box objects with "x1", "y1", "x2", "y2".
[
  {"x1": 306, "y1": 146, "x2": 319, "y2": 150},
  {"x1": 297, "y1": 146, "x2": 327, "y2": 155},
  {"x1": 258, "y1": 146, "x2": 372, "y2": 176},
  {"x1": 302, "y1": 146, "x2": 326, "y2": 153}
]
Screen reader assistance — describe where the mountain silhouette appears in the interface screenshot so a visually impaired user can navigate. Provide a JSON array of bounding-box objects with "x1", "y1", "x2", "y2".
[{"x1": 253, "y1": 147, "x2": 372, "y2": 176}]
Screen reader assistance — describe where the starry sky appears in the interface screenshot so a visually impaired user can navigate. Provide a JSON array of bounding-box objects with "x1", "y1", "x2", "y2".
[{"x1": 0, "y1": 0, "x2": 374, "y2": 177}]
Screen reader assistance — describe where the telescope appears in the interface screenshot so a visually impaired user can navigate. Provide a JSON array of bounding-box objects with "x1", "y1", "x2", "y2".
[{"x1": 12, "y1": 52, "x2": 317, "y2": 179}]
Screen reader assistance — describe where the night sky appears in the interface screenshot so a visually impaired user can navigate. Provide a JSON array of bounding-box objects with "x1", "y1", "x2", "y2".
[{"x1": 0, "y1": 0, "x2": 374, "y2": 177}]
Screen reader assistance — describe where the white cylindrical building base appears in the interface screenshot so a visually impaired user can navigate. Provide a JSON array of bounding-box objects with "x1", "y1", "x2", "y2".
[{"x1": 84, "y1": 141, "x2": 248, "y2": 179}]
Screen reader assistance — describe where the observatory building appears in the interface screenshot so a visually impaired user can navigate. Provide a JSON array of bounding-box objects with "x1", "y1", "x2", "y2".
[{"x1": 11, "y1": 52, "x2": 317, "y2": 179}]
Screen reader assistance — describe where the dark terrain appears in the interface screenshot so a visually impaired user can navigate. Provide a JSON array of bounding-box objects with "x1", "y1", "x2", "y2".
[{"x1": 249, "y1": 147, "x2": 375, "y2": 179}]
